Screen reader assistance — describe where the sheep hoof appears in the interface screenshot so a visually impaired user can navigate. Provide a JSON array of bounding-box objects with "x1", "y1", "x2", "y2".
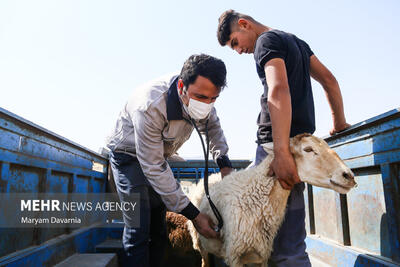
[{"x1": 240, "y1": 251, "x2": 263, "y2": 264}]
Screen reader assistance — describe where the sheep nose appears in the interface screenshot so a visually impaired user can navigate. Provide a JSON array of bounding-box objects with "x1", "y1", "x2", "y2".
[
  {"x1": 343, "y1": 171, "x2": 357, "y2": 187},
  {"x1": 342, "y1": 171, "x2": 354, "y2": 180}
]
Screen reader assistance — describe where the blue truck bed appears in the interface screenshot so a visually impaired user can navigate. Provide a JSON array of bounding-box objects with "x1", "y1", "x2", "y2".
[{"x1": 0, "y1": 106, "x2": 399, "y2": 266}]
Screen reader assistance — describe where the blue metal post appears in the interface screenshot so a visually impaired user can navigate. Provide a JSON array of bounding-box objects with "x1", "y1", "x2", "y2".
[{"x1": 381, "y1": 163, "x2": 400, "y2": 261}]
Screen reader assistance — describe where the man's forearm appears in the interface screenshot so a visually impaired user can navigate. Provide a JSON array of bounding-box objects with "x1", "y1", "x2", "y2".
[{"x1": 323, "y1": 80, "x2": 347, "y2": 128}]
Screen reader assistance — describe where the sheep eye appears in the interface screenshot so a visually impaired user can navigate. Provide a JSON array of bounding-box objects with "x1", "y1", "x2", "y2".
[{"x1": 303, "y1": 146, "x2": 314, "y2": 153}]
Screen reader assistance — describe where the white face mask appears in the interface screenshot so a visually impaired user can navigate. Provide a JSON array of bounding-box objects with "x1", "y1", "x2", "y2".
[{"x1": 181, "y1": 88, "x2": 214, "y2": 120}]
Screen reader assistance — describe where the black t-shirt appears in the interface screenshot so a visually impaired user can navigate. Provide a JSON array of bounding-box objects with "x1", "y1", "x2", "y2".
[{"x1": 253, "y1": 29, "x2": 315, "y2": 144}]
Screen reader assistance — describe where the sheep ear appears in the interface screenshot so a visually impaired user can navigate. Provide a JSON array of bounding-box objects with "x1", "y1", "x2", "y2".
[{"x1": 261, "y1": 142, "x2": 274, "y2": 154}]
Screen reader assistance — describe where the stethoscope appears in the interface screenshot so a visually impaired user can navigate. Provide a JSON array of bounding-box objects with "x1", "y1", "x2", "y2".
[{"x1": 185, "y1": 117, "x2": 224, "y2": 232}]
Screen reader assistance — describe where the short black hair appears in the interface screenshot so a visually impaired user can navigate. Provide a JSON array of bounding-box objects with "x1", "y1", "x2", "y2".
[
  {"x1": 217, "y1": 9, "x2": 255, "y2": 46},
  {"x1": 180, "y1": 54, "x2": 227, "y2": 90}
]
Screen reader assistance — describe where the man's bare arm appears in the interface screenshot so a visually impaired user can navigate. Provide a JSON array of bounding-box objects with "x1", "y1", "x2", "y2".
[
  {"x1": 310, "y1": 55, "x2": 350, "y2": 134},
  {"x1": 264, "y1": 58, "x2": 300, "y2": 190}
]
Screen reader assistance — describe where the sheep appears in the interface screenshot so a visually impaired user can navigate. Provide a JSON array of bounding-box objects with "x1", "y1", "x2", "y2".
[
  {"x1": 165, "y1": 211, "x2": 197, "y2": 253},
  {"x1": 163, "y1": 211, "x2": 202, "y2": 267},
  {"x1": 187, "y1": 133, "x2": 357, "y2": 267}
]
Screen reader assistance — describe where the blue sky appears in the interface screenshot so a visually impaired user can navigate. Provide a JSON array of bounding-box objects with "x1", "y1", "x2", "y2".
[{"x1": 1, "y1": 0, "x2": 399, "y2": 159}]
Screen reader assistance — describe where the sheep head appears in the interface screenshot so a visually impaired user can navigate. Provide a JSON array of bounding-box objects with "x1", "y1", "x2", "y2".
[{"x1": 262, "y1": 133, "x2": 356, "y2": 194}]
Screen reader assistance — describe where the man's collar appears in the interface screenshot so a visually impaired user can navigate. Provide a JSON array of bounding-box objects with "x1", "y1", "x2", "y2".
[{"x1": 167, "y1": 76, "x2": 183, "y2": 121}]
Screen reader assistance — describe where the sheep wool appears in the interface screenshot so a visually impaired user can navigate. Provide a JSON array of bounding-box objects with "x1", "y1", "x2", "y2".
[{"x1": 187, "y1": 155, "x2": 291, "y2": 267}]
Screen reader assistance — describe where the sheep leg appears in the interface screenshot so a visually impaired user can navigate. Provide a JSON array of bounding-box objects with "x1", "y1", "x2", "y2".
[
  {"x1": 228, "y1": 257, "x2": 244, "y2": 267},
  {"x1": 200, "y1": 251, "x2": 209, "y2": 267}
]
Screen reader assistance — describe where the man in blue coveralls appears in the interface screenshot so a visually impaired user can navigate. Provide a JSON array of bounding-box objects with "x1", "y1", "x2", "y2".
[{"x1": 217, "y1": 10, "x2": 351, "y2": 266}]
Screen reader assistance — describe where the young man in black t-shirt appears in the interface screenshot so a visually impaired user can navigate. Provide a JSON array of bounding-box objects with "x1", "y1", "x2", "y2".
[{"x1": 217, "y1": 10, "x2": 350, "y2": 266}]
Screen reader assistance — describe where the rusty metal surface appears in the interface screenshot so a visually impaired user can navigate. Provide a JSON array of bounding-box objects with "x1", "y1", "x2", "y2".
[
  {"x1": 312, "y1": 187, "x2": 341, "y2": 242},
  {"x1": 347, "y1": 167, "x2": 391, "y2": 256}
]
